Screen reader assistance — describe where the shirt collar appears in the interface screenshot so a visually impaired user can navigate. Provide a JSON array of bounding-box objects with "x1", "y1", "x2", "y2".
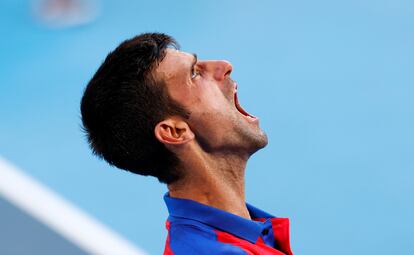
[{"x1": 164, "y1": 193, "x2": 275, "y2": 243}]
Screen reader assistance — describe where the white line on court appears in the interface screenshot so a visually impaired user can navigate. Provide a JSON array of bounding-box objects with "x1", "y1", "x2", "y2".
[{"x1": 0, "y1": 156, "x2": 148, "y2": 255}]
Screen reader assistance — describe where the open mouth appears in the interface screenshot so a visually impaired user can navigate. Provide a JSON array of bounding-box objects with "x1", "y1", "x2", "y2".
[{"x1": 233, "y1": 84, "x2": 257, "y2": 121}]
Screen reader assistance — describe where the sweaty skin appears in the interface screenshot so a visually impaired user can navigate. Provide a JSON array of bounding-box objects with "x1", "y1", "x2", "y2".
[{"x1": 154, "y1": 49, "x2": 268, "y2": 220}]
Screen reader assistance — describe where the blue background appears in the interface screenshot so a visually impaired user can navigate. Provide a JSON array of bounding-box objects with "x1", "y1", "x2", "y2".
[{"x1": 1, "y1": 0, "x2": 413, "y2": 254}]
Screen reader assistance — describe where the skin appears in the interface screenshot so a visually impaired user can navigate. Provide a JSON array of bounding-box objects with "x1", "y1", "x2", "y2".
[{"x1": 154, "y1": 49, "x2": 268, "y2": 220}]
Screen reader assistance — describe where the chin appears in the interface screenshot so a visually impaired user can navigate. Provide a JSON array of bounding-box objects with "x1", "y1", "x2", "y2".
[{"x1": 246, "y1": 130, "x2": 268, "y2": 155}]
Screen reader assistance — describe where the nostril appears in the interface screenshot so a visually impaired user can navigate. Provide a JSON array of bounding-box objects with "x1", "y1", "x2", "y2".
[
  {"x1": 224, "y1": 61, "x2": 233, "y2": 76},
  {"x1": 212, "y1": 60, "x2": 233, "y2": 81},
  {"x1": 224, "y1": 61, "x2": 232, "y2": 76}
]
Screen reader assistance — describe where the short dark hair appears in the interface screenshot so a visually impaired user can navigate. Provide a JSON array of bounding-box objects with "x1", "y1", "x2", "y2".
[{"x1": 80, "y1": 33, "x2": 189, "y2": 184}]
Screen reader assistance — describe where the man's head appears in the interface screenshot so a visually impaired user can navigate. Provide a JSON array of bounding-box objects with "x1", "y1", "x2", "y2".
[{"x1": 80, "y1": 33, "x2": 267, "y2": 184}]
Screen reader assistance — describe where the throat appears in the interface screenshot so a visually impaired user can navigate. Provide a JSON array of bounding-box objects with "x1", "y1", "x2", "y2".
[{"x1": 168, "y1": 153, "x2": 250, "y2": 219}]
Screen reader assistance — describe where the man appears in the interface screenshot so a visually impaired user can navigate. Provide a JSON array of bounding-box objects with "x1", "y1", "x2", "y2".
[{"x1": 81, "y1": 33, "x2": 293, "y2": 255}]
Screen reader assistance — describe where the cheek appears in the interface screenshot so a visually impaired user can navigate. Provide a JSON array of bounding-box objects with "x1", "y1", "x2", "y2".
[
  {"x1": 189, "y1": 110, "x2": 237, "y2": 141},
  {"x1": 168, "y1": 81, "x2": 193, "y2": 105},
  {"x1": 199, "y1": 89, "x2": 232, "y2": 113}
]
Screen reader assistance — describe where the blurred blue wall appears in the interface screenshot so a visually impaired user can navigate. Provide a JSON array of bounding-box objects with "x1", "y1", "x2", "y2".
[{"x1": 1, "y1": 0, "x2": 413, "y2": 254}]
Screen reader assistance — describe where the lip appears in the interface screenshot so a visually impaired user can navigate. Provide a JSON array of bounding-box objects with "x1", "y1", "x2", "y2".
[{"x1": 233, "y1": 83, "x2": 259, "y2": 123}]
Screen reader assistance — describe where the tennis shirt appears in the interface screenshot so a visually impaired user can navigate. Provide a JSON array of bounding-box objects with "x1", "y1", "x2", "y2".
[{"x1": 163, "y1": 193, "x2": 293, "y2": 255}]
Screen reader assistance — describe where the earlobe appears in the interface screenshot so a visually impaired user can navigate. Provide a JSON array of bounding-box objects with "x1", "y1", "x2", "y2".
[{"x1": 154, "y1": 118, "x2": 194, "y2": 145}]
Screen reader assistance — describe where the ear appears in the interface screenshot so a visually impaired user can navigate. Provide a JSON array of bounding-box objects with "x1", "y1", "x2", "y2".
[{"x1": 154, "y1": 118, "x2": 195, "y2": 145}]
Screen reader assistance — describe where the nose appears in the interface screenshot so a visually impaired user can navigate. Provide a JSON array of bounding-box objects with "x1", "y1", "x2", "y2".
[{"x1": 203, "y1": 60, "x2": 233, "y2": 81}]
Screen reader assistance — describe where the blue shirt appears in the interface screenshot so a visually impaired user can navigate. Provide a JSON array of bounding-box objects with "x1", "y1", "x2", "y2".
[{"x1": 163, "y1": 193, "x2": 293, "y2": 255}]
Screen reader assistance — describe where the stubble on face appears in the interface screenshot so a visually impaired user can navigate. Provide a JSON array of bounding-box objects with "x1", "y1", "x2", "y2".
[
  {"x1": 185, "y1": 79, "x2": 268, "y2": 157},
  {"x1": 156, "y1": 49, "x2": 268, "y2": 157}
]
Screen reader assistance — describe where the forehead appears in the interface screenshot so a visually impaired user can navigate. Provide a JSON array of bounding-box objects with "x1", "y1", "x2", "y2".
[{"x1": 156, "y1": 49, "x2": 194, "y2": 81}]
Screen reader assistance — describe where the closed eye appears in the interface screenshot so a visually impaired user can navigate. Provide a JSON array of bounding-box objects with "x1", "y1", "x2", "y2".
[
  {"x1": 191, "y1": 67, "x2": 200, "y2": 79},
  {"x1": 190, "y1": 53, "x2": 199, "y2": 79}
]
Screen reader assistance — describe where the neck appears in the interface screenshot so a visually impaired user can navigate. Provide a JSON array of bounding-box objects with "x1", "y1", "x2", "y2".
[{"x1": 168, "y1": 146, "x2": 251, "y2": 220}]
